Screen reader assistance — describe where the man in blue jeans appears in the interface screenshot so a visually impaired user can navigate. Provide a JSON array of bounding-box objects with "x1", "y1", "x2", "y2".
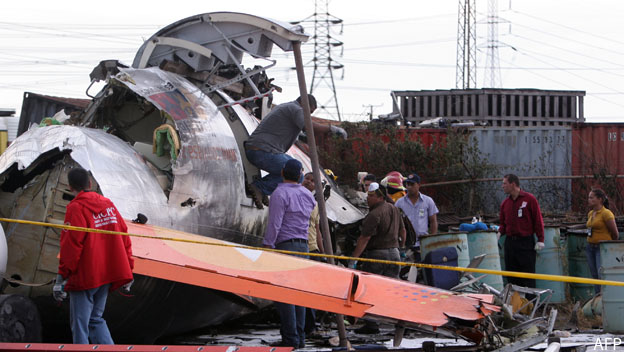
[
  {"x1": 263, "y1": 159, "x2": 316, "y2": 348},
  {"x1": 245, "y1": 94, "x2": 347, "y2": 208},
  {"x1": 53, "y1": 167, "x2": 134, "y2": 344}
]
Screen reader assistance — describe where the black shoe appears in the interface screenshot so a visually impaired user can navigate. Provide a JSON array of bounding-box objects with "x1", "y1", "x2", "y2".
[
  {"x1": 247, "y1": 183, "x2": 265, "y2": 209},
  {"x1": 354, "y1": 325, "x2": 380, "y2": 334},
  {"x1": 262, "y1": 194, "x2": 270, "y2": 206}
]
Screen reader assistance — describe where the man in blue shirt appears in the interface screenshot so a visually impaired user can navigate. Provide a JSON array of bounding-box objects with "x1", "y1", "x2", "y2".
[
  {"x1": 263, "y1": 158, "x2": 316, "y2": 348},
  {"x1": 395, "y1": 173, "x2": 439, "y2": 249}
]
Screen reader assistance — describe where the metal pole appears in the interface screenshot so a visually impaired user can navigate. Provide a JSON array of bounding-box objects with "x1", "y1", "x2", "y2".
[{"x1": 292, "y1": 40, "x2": 349, "y2": 348}]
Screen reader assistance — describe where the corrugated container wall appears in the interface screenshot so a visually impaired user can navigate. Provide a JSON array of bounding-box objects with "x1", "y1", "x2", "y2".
[
  {"x1": 18, "y1": 92, "x2": 90, "y2": 137},
  {"x1": 572, "y1": 123, "x2": 624, "y2": 215},
  {"x1": 470, "y1": 127, "x2": 572, "y2": 213}
]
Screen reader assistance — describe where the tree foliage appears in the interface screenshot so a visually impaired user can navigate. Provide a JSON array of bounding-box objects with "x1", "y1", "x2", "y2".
[{"x1": 318, "y1": 123, "x2": 498, "y2": 216}]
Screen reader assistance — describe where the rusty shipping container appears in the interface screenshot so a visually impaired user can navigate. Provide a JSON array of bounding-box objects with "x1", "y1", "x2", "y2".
[
  {"x1": 469, "y1": 126, "x2": 572, "y2": 213},
  {"x1": 18, "y1": 92, "x2": 90, "y2": 137},
  {"x1": 572, "y1": 123, "x2": 624, "y2": 215}
]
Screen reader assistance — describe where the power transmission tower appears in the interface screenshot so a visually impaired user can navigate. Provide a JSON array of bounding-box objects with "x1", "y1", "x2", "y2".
[
  {"x1": 294, "y1": 0, "x2": 344, "y2": 121},
  {"x1": 484, "y1": 0, "x2": 502, "y2": 88},
  {"x1": 455, "y1": 0, "x2": 477, "y2": 89}
]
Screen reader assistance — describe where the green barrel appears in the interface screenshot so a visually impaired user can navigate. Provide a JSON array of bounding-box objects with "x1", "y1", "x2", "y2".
[
  {"x1": 420, "y1": 232, "x2": 470, "y2": 269},
  {"x1": 600, "y1": 240, "x2": 624, "y2": 333},
  {"x1": 466, "y1": 231, "x2": 504, "y2": 291},
  {"x1": 535, "y1": 226, "x2": 568, "y2": 303},
  {"x1": 567, "y1": 230, "x2": 594, "y2": 301}
]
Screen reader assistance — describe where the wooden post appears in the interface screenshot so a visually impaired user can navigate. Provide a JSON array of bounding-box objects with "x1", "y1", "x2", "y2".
[{"x1": 292, "y1": 41, "x2": 349, "y2": 348}]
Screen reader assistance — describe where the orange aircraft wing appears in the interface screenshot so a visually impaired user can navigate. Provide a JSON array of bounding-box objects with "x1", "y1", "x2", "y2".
[{"x1": 127, "y1": 222, "x2": 498, "y2": 330}]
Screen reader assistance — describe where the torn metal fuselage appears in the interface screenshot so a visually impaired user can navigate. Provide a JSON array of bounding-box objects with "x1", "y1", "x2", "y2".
[{"x1": 0, "y1": 12, "x2": 363, "y2": 343}]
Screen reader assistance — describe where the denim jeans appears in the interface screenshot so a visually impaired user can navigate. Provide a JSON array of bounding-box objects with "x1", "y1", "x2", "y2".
[
  {"x1": 586, "y1": 243, "x2": 602, "y2": 294},
  {"x1": 274, "y1": 240, "x2": 309, "y2": 347},
  {"x1": 245, "y1": 149, "x2": 294, "y2": 196},
  {"x1": 69, "y1": 284, "x2": 114, "y2": 344}
]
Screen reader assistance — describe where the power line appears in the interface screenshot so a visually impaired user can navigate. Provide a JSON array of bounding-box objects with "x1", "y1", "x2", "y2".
[
  {"x1": 511, "y1": 9, "x2": 624, "y2": 47},
  {"x1": 500, "y1": 52, "x2": 624, "y2": 108},
  {"x1": 511, "y1": 22, "x2": 624, "y2": 57},
  {"x1": 512, "y1": 45, "x2": 624, "y2": 78},
  {"x1": 343, "y1": 13, "x2": 455, "y2": 26},
  {"x1": 511, "y1": 33, "x2": 624, "y2": 69},
  {"x1": 345, "y1": 37, "x2": 456, "y2": 51},
  {"x1": 514, "y1": 50, "x2": 624, "y2": 94},
  {"x1": 0, "y1": 22, "x2": 144, "y2": 45}
]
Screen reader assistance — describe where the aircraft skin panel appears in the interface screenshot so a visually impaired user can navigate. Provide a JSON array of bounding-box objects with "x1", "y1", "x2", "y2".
[{"x1": 127, "y1": 222, "x2": 496, "y2": 328}]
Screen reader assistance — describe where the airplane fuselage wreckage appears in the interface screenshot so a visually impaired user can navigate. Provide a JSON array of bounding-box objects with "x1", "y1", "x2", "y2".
[{"x1": 0, "y1": 12, "x2": 498, "y2": 346}]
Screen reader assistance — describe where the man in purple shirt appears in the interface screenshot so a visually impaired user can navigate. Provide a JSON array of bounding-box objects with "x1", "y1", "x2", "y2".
[{"x1": 263, "y1": 158, "x2": 316, "y2": 348}]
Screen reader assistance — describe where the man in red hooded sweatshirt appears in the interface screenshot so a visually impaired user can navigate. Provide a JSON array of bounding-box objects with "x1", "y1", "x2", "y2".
[{"x1": 53, "y1": 167, "x2": 134, "y2": 344}]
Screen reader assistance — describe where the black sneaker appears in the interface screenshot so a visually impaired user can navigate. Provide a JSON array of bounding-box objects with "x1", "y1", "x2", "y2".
[
  {"x1": 247, "y1": 183, "x2": 265, "y2": 209},
  {"x1": 261, "y1": 194, "x2": 269, "y2": 207}
]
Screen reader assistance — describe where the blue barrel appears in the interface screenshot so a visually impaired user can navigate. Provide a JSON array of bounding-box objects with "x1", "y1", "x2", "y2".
[
  {"x1": 600, "y1": 240, "x2": 624, "y2": 333},
  {"x1": 420, "y1": 232, "x2": 470, "y2": 269},
  {"x1": 467, "y1": 231, "x2": 504, "y2": 291},
  {"x1": 535, "y1": 226, "x2": 568, "y2": 303},
  {"x1": 567, "y1": 231, "x2": 594, "y2": 301}
]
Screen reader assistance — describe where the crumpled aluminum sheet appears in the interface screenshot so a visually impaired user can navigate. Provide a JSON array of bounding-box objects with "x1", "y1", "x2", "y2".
[
  {"x1": 116, "y1": 67, "x2": 362, "y2": 227},
  {"x1": 114, "y1": 67, "x2": 267, "y2": 240},
  {"x1": 0, "y1": 125, "x2": 170, "y2": 227}
]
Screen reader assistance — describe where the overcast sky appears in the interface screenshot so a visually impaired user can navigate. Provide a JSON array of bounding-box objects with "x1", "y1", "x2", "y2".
[{"x1": 1, "y1": 0, "x2": 624, "y2": 122}]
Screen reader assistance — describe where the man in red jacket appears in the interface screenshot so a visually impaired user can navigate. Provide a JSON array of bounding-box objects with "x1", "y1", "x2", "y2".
[{"x1": 54, "y1": 167, "x2": 134, "y2": 344}]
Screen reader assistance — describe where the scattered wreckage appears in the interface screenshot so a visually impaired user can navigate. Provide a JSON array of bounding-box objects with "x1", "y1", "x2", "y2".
[
  {"x1": 0, "y1": 11, "x2": 565, "y2": 351},
  {"x1": 0, "y1": 12, "x2": 362, "y2": 343}
]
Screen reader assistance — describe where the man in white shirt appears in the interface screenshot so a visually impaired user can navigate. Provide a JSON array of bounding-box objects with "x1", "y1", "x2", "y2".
[{"x1": 394, "y1": 173, "x2": 439, "y2": 249}]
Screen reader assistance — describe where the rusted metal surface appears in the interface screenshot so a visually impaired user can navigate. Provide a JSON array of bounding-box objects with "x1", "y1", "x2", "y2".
[
  {"x1": 572, "y1": 123, "x2": 624, "y2": 214},
  {"x1": 535, "y1": 227, "x2": 568, "y2": 303},
  {"x1": 420, "y1": 232, "x2": 470, "y2": 268},
  {"x1": 466, "y1": 231, "x2": 503, "y2": 290},
  {"x1": 18, "y1": 92, "x2": 90, "y2": 137},
  {"x1": 566, "y1": 231, "x2": 594, "y2": 301},
  {"x1": 392, "y1": 88, "x2": 585, "y2": 126},
  {"x1": 469, "y1": 126, "x2": 572, "y2": 213}
]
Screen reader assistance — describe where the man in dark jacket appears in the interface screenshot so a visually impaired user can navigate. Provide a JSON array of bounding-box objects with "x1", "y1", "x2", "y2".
[{"x1": 54, "y1": 167, "x2": 134, "y2": 344}]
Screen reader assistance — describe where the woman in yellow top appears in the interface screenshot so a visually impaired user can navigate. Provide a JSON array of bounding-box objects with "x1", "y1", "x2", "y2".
[{"x1": 586, "y1": 189, "x2": 619, "y2": 294}]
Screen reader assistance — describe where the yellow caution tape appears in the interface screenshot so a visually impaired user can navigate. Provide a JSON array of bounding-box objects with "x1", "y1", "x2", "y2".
[{"x1": 3, "y1": 217, "x2": 624, "y2": 287}]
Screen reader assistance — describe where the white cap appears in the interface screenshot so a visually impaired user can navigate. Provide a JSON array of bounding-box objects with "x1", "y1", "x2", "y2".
[{"x1": 367, "y1": 182, "x2": 380, "y2": 193}]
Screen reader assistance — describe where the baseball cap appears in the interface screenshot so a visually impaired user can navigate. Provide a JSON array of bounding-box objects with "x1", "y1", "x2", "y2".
[
  {"x1": 367, "y1": 182, "x2": 384, "y2": 197},
  {"x1": 404, "y1": 173, "x2": 421, "y2": 184},
  {"x1": 283, "y1": 159, "x2": 303, "y2": 179}
]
